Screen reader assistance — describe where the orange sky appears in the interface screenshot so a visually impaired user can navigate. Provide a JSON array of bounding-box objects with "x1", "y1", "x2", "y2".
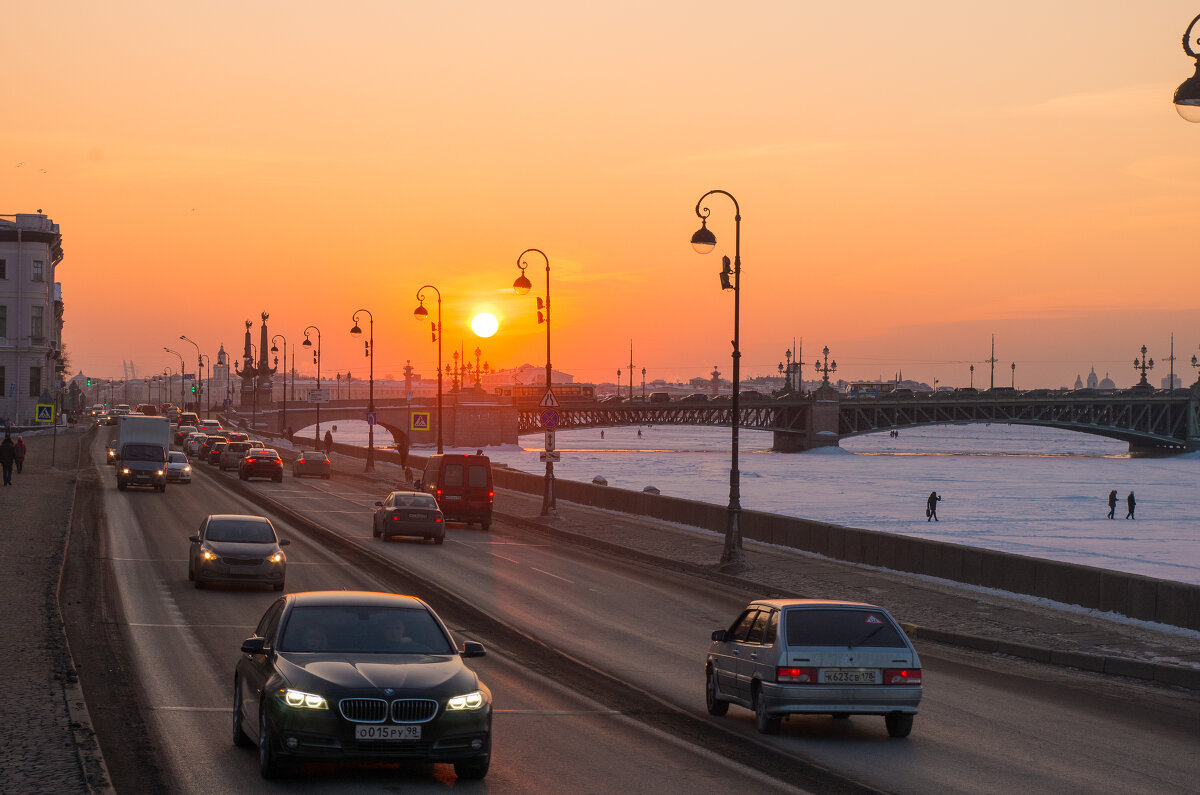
[{"x1": 7, "y1": 1, "x2": 1200, "y2": 389}]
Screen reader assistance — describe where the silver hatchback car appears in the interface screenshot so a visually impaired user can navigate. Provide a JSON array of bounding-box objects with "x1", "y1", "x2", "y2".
[{"x1": 706, "y1": 599, "x2": 922, "y2": 737}]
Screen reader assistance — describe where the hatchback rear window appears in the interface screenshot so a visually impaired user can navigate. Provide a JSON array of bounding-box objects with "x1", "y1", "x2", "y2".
[
  {"x1": 784, "y1": 609, "x2": 907, "y2": 648},
  {"x1": 444, "y1": 464, "x2": 464, "y2": 486}
]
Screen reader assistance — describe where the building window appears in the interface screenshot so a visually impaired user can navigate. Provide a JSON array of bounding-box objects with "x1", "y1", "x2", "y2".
[
  {"x1": 0, "y1": 259, "x2": 6, "y2": 279},
  {"x1": 32, "y1": 260, "x2": 44, "y2": 282},
  {"x1": 30, "y1": 306, "x2": 44, "y2": 340},
  {"x1": 0, "y1": 305, "x2": 6, "y2": 338},
  {"x1": 0, "y1": 367, "x2": 5, "y2": 396},
  {"x1": 29, "y1": 366, "x2": 41, "y2": 398}
]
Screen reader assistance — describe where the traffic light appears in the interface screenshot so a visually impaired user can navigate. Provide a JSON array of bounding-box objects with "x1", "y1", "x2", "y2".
[
  {"x1": 191, "y1": 384, "x2": 196, "y2": 394},
  {"x1": 86, "y1": 377, "x2": 92, "y2": 386}
]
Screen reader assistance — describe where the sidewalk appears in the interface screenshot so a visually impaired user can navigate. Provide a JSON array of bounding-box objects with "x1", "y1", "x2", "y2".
[
  {"x1": 0, "y1": 425, "x2": 108, "y2": 793},
  {"x1": 302, "y1": 437, "x2": 1200, "y2": 690}
]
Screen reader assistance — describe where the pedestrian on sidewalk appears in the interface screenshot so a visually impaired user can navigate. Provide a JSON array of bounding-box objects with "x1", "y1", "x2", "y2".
[
  {"x1": 0, "y1": 434, "x2": 16, "y2": 485},
  {"x1": 926, "y1": 491, "x2": 942, "y2": 521},
  {"x1": 1107, "y1": 489, "x2": 1117, "y2": 519},
  {"x1": 14, "y1": 436, "x2": 26, "y2": 474},
  {"x1": 323, "y1": 429, "x2": 333, "y2": 455},
  {"x1": 1126, "y1": 491, "x2": 1136, "y2": 520}
]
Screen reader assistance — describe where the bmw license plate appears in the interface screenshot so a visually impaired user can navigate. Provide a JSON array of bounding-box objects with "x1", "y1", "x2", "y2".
[
  {"x1": 821, "y1": 668, "x2": 879, "y2": 684},
  {"x1": 355, "y1": 724, "x2": 421, "y2": 741}
]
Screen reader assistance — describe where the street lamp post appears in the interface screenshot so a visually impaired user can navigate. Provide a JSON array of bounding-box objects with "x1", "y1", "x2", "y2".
[
  {"x1": 970, "y1": 364, "x2": 975, "y2": 388},
  {"x1": 1011, "y1": 362, "x2": 1016, "y2": 389},
  {"x1": 302, "y1": 326, "x2": 322, "y2": 442},
  {"x1": 512, "y1": 248, "x2": 557, "y2": 517},
  {"x1": 414, "y1": 287, "x2": 444, "y2": 454},
  {"x1": 200, "y1": 354, "x2": 210, "y2": 415},
  {"x1": 1175, "y1": 14, "x2": 1200, "y2": 121},
  {"x1": 271, "y1": 334, "x2": 288, "y2": 437},
  {"x1": 1134, "y1": 345, "x2": 1155, "y2": 387},
  {"x1": 180, "y1": 335, "x2": 203, "y2": 417},
  {"x1": 164, "y1": 347, "x2": 185, "y2": 407},
  {"x1": 351, "y1": 309, "x2": 376, "y2": 472},
  {"x1": 690, "y1": 189, "x2": 749, "y2": 572}
]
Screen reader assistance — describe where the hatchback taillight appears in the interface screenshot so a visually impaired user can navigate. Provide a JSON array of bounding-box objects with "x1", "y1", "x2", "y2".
[
  {"x1": 883, "y1": 668, "x2": 922, "y2": 685},
  {"x1": 776, "y1": 667, "x2": 817, "y2": 683}
]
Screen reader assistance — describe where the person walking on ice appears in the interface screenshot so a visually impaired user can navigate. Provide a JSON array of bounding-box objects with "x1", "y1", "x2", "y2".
[
  {"x1": 1107, "y1": 489, "x2": 1117, "y2": 519},
  {"x1": 1126, "y1": 491, "x2": 1136, "y2": 520},
  {"x1": 926, "y1": 491, "x2": 942, "y2": 521}
]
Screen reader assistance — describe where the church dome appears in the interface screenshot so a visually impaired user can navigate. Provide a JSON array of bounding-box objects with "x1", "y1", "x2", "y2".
[
  {"x1": 1086, "y1": 367, "x2": 1099, "y2": 390},
  {"x1": 1099, "y1": 372, "x2": 1116, "y2": 390}
]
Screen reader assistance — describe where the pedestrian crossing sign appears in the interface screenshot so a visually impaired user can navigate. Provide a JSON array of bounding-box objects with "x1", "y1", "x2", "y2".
[
  {"x1": 410, "y1": 411, "x2": 430, "y2": 431},
  {"x1": 35, "y1": 404, "x2": 54, "y2": 423}
]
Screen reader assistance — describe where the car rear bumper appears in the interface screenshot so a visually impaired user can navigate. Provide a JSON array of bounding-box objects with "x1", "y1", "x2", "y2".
[
  {"x1": 760, "y1": 681, "x2": 921, "y2": 715},
  {"x1": 382, "y1": 520, "x2": 444, "y2": 538}
]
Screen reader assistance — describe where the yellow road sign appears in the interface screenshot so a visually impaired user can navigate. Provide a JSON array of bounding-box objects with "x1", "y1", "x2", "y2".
[
  {"x1": 410, "y1": 411, "x2": 430, "y2": 431},
  {"x1": 35, "y1": 404, "x2": 55, "y2": 423}
]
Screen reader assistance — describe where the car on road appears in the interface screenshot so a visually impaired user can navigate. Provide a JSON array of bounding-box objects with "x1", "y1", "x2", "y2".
[
  {"x1": 197, "y1": 419, "x2": 223, "y2": 434},
  {"x1": 219, "y1": 441, "x2": 253, "y2": 470},
  {"x1": 105, "y1": 439, "x2": 119, "y2": 465},
  {"x1": 207, "y1": 440, "x2": 229, "y2": 465},
  {"x1": 239, "y1": 449, "x2": 284, "y2": 482},
  {"x1": 166, "y1": 451, "x2": 192, "y2": 483},
  {"x1": 197, "y1": 434, "x2": 226, "y2": 461},
  {"x1": 173, "y1": 425, "x2": 197, "y2": 447},
  {"x1": 188, "y1": 514, "x2": 288, "y2": 591},
  {"x1": 233, "y1": 590, "x2": 491, "y2": 780},
  {"x1": 225, "y1": 431, "x2": 249, "y2": 443},
  {"x1": 372, "y1": 491, "x2": 445, "y2": 543},
  {"x1": 679, "y1": 393, "x2": 710, "y2": 403},
  {"x1": 416, "y1": 454, "x2": 493, "y2": 531},
  {"x1": 292, "y1": 450, "x2": 331, "y2": 479},
  {"x1": 705, "y1": 599, "x2": 922, "y2": 738}
]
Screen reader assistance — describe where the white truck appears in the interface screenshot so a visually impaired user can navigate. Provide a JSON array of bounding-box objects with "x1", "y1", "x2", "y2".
[{"x1": 116, "y1": 415, "x2": 171, "y2": 492}]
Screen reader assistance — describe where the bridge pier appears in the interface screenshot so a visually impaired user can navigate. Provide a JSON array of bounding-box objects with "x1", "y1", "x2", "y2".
[{"x1": 771, "y1": 386, "x2": 842, "y2": 452}]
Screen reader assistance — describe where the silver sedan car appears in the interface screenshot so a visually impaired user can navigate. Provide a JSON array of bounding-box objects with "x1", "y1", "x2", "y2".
[{"x1": 706, "y1": 599, "x2": 922, "y2": 737}]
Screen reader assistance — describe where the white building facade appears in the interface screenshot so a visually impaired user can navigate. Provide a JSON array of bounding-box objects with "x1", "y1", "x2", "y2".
[{"x1": 0, "y1": 213, "x2": 64, "y2": 425}]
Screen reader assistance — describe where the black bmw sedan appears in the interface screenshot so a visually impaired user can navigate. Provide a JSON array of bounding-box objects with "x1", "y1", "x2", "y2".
[{"x1": 233, "y1": 591, "x2": 491, "y2": 780}]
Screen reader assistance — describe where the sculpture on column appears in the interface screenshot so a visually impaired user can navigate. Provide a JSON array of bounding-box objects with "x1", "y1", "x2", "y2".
[{"x1": 233, "y1": 312, "x2": 277, "y2": 407}]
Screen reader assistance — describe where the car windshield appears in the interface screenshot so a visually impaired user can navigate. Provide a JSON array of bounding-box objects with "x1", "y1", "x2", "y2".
[
  {"x1": 390, "y1": 492, "x2": 438, "y2": 508},
  {"x1": 784, "y1": 608, "x2": 907, "y2": 648},
  {"x1": 168, "y1": 452, "x2": 187, "y2": 463},
  {"x1": 123, "y1": 443, "x2": 165, "y2": 462},
  {"x1": 206, "y1": 519, "x2": 276, "y2": 544},
  {"x1": 280, "y1": 606, "x2": 454, "y2": 654}
]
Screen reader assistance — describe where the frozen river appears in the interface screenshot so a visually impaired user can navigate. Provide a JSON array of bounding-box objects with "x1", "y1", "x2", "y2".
[{"x1": 306, "y1": 420, "x2": 1200, "y2": 586}]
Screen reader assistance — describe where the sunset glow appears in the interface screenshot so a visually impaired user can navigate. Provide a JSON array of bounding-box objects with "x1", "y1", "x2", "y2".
[{"x1": 6, "y1": 2, "x2": 1200, "y2": 389}]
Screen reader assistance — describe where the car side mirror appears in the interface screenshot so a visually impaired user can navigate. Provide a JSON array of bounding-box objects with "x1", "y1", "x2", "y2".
[
  {"x1": 375, "y1": 501, "x2": 383, "y2": 507},
  {"x1": 711, "y1": 629, "x2": 728, "y2": 642},
  {"x1": 278, "y1": 539, "x2": 291, "y2": 546},
  {"x1": 240, "y1": 636, "x2": 267, "y2": 655},
  {"x1": 188, "y1": 534, "x2": 200, "y2": 543},
  {"x1": 460, "y1": 641, "x2": 486, "y2": 658}
]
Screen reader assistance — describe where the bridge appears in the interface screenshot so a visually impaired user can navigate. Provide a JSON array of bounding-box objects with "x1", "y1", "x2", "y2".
[{"x1": 516, "y1": 387, "x2": 1200, "y2": 454}]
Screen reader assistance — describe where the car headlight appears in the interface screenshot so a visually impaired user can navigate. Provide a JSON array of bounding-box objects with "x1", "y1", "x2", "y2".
[
  {"x1": 156, "y1": 470, "x2": 164, "y2": 476},
  {"x1": 282, "y1": 689, "x2": 328, "y2": 709},
  {"x1": 201, "y1": 547, "x2": 218, "y2": 561},
  {"x1": 446, "y1": 690, "x2": 485, "y2": 711},
  {"x1": 121, "y1": 468, "x2": 130, "y2": 474},
  {"x1": 269, "y1": 552, "x2": 284, "y2": 564},
  {"x1": 183, "y1": 465, "x2": 191, "y2": 472}
]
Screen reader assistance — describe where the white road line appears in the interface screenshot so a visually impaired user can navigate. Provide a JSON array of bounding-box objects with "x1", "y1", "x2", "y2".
[
  {"x1": 490, "y1": 552, "x2": 520, "y2": 564},
  {"x1": 531, "y1": 567, "x2": 574, "y2": 584}
]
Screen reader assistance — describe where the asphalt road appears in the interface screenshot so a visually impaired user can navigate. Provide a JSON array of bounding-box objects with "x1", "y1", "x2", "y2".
[
  {"x1": 89, "y1": 433, "x2": 803, "y2": 793},
  {"x1": 225, "y1": 455, "x2": 1200, "y2": 793}
]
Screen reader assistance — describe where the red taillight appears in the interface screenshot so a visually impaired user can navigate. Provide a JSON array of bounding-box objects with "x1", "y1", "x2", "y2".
[
  {"x1": 776, "y1": 667, "x2": 817, "y2": 683},
  {"x1": 435, "y1": 489, "x2": 442, "y2": 497},
  {"x1": 488, "y1": 490, "x2": 494, "y2": 500},
  {"x1": 435, "y1": 517, "x2": 443, "y2": 523},
  {"x1": 391, "y1": 515, "x2": 399, "y2": 521},
  {"x1": 883, "y1": 668, "x2": 922, "y2": 685},
  {"x1": 323, "y1": 460, "x2": 330, "y2": 466}
]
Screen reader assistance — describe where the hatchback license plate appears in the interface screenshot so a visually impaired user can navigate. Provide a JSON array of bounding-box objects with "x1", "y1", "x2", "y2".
[
  {"x1": 355, "y1": 724, "x2": 421, "y2": 741},
  {"x1": 821, "y1": 668, "x2": 879, "y2": 684}
]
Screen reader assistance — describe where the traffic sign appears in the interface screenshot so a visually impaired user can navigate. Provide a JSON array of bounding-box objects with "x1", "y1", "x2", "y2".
[
  {"x1": 544, "y1": 431, "x2": 555, "y2": 452},
  {"x1": 410, "y1": 411, "x2": 430, "y2": 431},
  {"x1": 366, "y1": 412, "x2": 377, "y2": 426},
  {"x1": 539, "y1": 408, "x2": 560, "y2": 429},
  {"x1": 224, "y1": 398, "x2": 233, "y2": 407},
  {"x1": 35, "y1": 404, "x2": 54, "y2": 423},
  {"x1": 539, "y1": 451, "x2": 561, "y2": 462},
  {"x1": 307, "y1": 389, "x2": 330, "y2": 403},
  {"x1": 539, "y1": 389, "x2": 559, "y2": 408}
]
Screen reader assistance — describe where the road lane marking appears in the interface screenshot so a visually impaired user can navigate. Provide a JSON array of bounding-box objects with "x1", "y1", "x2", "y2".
[
  {"x1": 530, "y1": 567, "x2": 574, "y2": 584},
  {"x1": 489, "y1": 552, "x2": 520, "y2": 564}
]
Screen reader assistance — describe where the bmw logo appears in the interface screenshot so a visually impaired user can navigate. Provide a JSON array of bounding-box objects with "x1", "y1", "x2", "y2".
[{"x1": 384, "y1": 688, "x2": 395, "y2": 696}]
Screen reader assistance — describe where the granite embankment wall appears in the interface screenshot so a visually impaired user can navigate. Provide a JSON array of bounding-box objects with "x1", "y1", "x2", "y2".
[{"x1": 307, "y1": 434, "x2": 1200, "y2": 632}]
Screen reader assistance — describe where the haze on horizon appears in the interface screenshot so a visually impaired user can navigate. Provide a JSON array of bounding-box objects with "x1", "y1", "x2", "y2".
[{"x1": 7, "y1": 1, "x2": 1200, "y2": 390}]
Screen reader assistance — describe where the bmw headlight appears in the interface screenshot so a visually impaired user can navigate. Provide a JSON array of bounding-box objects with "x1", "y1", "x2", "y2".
[
  {"x1": 282, "y1": 689, "x2": 328, "y2": 709},
  {"x1": 446, "y1": 690, "x2": 485, "y2": 711}
]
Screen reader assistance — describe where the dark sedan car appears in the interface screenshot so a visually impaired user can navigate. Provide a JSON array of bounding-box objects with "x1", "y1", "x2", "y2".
[
  {"x1": 292, "y1": 450, "x2": 331, "y2": 479},
  {"x1": 234, "y1": 591, "x2": 491, "y2": 780},
  {"x1": 239, "y1": 449, "x2": 283, "y2": 482},
  {"x1": 188, "y1": 514, "x2": 288, "y2": 590},
  {"x1": 207, "y1": 440, "x2": 229, "y2": 465},
  {"x1": 373, "y1": 491, "x2": 445, "y2": 543}
]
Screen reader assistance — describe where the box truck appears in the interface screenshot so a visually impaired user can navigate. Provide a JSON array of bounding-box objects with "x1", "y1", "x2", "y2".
[{"x1": 116, "y1": 415, "x2": 171, "y2": 492}]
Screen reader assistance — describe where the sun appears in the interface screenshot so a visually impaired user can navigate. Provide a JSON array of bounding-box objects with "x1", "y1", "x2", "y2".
[{"x1": 470, "y1": 312, "x2": 499, "y2": 337}]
